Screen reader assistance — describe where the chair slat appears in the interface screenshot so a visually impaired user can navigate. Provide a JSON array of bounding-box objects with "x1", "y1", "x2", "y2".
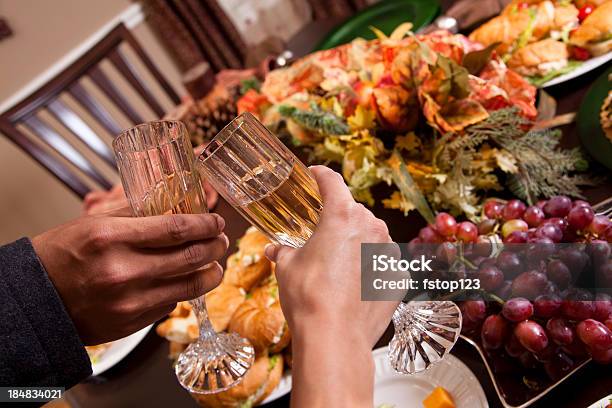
[
  {"x1": 69, "y1": 82, "x2": 123, "y2": 137},
  {"x1": 118, "y1": 24, "x2": 181, "y2": 105},
  {"x1": 109, "y1": 48, "x2": 165, "y2": 117},
  {"x1": 23, "y1": 115, "x2": 113, "y2": 190},
  {"x1": 0, "y1": 118, "x2": 91, "y2": 198},
  {"x1": 47, "y1": 99, "x2": 116, "y2": 167},
  {"x1": 88, "y1": 66, "x2": 144, "y2": 125}
]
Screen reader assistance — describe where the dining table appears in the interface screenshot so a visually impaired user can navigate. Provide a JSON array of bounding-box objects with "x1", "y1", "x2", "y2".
[{"x1": 65, "y1": 3, "x2": 612, "y2": 408}]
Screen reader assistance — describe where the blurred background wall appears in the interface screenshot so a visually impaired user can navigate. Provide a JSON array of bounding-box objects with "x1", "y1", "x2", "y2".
[{"x1": 0, "y1": 0, "x2": 376, "y2": 244}]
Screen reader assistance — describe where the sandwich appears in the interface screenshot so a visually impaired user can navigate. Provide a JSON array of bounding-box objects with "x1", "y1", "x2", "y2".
[
  {"x1": 156, "y1": 302, "x2": 199, "y2": 344},
  {"x1": 205, "y1": 283, "x2": 248, "y2": 332},
  {"x1": 229, "y1": 280, "x2": 291, "y2": 353},
  {"x1": 192, "y1": 353, "x2": 284, "y2": 408},
  {"x1": 570, "y1": 1, "x2": 612, "y2": 56},
  {"x1": 223, "y1": 227, "x2": 272, "y2": 291},
  {"x1": 507, "y1": 38, "x2": 569, "y2": 77}
]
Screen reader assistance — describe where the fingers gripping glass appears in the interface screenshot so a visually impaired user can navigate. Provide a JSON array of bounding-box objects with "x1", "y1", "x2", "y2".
[
  {"x1": 113, "y1": 121, "x2": 254, "y2": 394},
  {"x1": 198, "y1": 113, "x2": 462, "y2": 374}
]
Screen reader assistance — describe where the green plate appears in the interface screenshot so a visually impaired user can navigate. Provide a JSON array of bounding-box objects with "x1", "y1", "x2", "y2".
[
  {"x1": 577, "y1": 66, "x2": 612, "y2": 171},
  {"x1": 314, "y1": 0, "x2": 440, "y2": 51}
]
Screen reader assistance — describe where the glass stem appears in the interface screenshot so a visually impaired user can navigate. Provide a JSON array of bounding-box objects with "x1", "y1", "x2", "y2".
[{"x1": 189, "y1": 296, "x2": 216, "y2": 341}]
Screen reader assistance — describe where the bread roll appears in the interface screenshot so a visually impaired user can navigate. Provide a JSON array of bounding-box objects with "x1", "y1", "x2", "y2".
[
  {"x1": 156, "y1": 304, "x2": 198, "y2": 344},
  {"x1": 507, "y1": 38, "x2": 569, "y2": 76},
  {"x1": 229, "y1": 282, "x2": 290, "y2": 353},
  {"x1": 223, "y1": 228, "x2": 272, "y2": 291},
  {"x1": 205, "y1": 283, "x2": 247, "y2": 332},
  {"x1": 570, "y1": 1, "x2": 612, "y2": 55},
  {"x1": 192, "y1": 354, "x2": 283, "y2": 408}
]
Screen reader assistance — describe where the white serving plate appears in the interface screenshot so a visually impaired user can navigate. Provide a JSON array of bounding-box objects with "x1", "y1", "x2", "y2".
[
  {"x1": 541, "y1": 51, "x2": 612, "y2": 88},
  {"x1": 373, "y1": 346, "x2": 488, "y2": 408},
  {"x1": 587, "y1": 394, "x2": 612, "y2": 408},
  {"x1": 89, "y1": 324, "x2": 153, "y2": 376}
]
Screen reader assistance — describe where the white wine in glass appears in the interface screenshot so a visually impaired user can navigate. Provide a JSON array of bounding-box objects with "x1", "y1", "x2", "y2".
[
  {"x1": 113, "y1": 120, "x2": 255, "y2": 394},
  {"x1": 198, "y1": 113, "x2": 462, "y2": 374}
]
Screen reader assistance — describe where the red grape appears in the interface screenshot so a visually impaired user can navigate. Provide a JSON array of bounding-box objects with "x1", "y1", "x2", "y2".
[
  {"x1": 546, "y1": 260, "x2": 572, "y2": 289},
  {"x1": 589, "y1": 240, "x2": 610, "y2": 266},
  {"x1": 545, "y1": 217, "x2": 569, "y2": 232},
  {"x1": 523, "y1": 206, "x2": 545, "y2": 227},
  {"x1": 497, "y1": 251, "x2": 522, "y2": 276},
  {"x1": 593, "y1": 293, "x2": 612, "y2": 322},
  {"x1": 495, "y1": 280, "x2": 513, "y2": 300},
  {"x1": 567, "y1": 205, "x2": 594, "y2": 230},
  {"x1": 435, "y1": 242, "x2": 457, "y2": 265},
  {"x1": 536, "y1": 200, "x2": 547, "y2": 209},
  {"x1": 505, "y1": 334, "x2": 526, "y2": 357},
  {"x1": 605, "y1": 318, "x2": 612, "y2": 331},
  {"x1": 515, "y1": 320, "x2": 549, "y2": 353},
  {"x1": 546, "y1": 317, "x2": 574, "y2": 346},
  {"x1": 477, "y1": 218, "x2": 496, "y2": 235},
  {"x1": 576, "y1": 319, "x2": 612, "y2": 351},
  {"x1": 590, "y1": 347, "x2": 612, "y2": 364},
  {"x1": 558, "y1": 248, "x2": 588, "y2": 276},
  {"x1": 464, "y1": 299, "x2": 487, "y2": 322},
  {"x1": 536, "y1": 223, "x2": 563, "y2": 243},
  {"x1": 478, "y1": 265, "x2": 504, "y2": 291},
  {"x1": 435, "y1": 212, "x2": 457, "y2": 237},
  {"x1": 544, "y1": 196, "x2": 572, "y2": 218},
  {"x1": 419, "y1": 225, "x2": 443, "y2": 243},
  {"x1": 484, "y1": 199, "x2": 504, "y2": 219},
  {"x1": 456, "y1": 221, "x2": 478, "y2": 243},
  {"x1": 503, "y1": 199, "x2": 527, "y2": 221},
  {"x1": 534, "y1": 342, "x2": 559, "y2": 363},
  {"x1": 562, "y1": 338, "x2": 589, "y2": 358},
  {"x1": 588, "y1": 215, "x2": 612, "y2": 236},
  {"x1": 481, "y1": 314, "x2": 509, "y2": 350},
  {"x1": 544, "y1": 350, "x2": 574, "y2": 380},
  {"x1": 561, "y1": 299, "x2": 594, "y2": 321},
  {"x1": 504, "y1": 230, "x2": 528, "y2": 244},
  {"x1": 511, "y1": 271, "x2": 548, "y2": 299},
  {"x1": 503, "y1": 297, "x2": 534, "y2": 322},
  {"x1": 572, "y1": 200, "x2": 590, "y2": 209},
  {"x1": 534, "y1": 294, "x2": 562, "y2": 318}
]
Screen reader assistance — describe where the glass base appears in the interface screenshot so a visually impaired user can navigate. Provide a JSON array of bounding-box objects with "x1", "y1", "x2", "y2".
[
  {"x1": 388, "y1": 301, "x2": 462, "y2": 374},
  {"x1": 175, "y1": 332, "x2": 255, "y2": 394}
]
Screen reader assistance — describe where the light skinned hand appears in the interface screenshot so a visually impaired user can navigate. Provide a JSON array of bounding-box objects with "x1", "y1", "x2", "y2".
[
  {"x1": 265, "y1": 165, "x2": 400, "y2": 407},
  {"x1": 32, "y1": 209, "x2": 228, "y2": 345}
]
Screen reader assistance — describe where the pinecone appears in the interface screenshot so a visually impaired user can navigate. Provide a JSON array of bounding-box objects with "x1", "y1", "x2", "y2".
[{"x1": 181, "y1": 85, "x2": 239, "y2": 147}]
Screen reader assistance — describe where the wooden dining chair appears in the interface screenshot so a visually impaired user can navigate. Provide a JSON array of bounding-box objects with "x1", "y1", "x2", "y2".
[{"x1": 0, "y1": 23, "x2": 181, "y2": 199}]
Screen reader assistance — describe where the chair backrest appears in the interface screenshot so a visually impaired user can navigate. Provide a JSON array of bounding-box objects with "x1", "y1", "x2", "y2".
[{"x1": 0, "y1": 23, "x2": 181, "y2": 198}]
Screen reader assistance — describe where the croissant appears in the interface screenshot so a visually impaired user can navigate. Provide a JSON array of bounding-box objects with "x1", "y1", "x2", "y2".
[
  {"x1": 223, "y1": 228, "x2": 272, "y2": 291},
  {"x1": 228, "y1": 281, "x2": 290, "y2": 353},
  {"x1": 205, "y1": 283, "x2": 247, "y2": 332},
  {"x1": 191, "y1": 353, "x2": 284, "y2": 408}
]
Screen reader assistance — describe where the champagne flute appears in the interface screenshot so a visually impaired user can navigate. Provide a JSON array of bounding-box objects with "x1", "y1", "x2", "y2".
[
  {"x1": 113, "y1": 120, "x2": 255, "y2": 393},
  {"x1": 197, "y1": 112, "x2": 462, "y2": 374}
]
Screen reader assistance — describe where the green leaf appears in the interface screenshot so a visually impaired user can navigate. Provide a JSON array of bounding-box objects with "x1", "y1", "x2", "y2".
[
  {"x1": 437, "y1": 55, "x2": 471, "y2": 100},
  {"x1": 388, "y1": 151, "x2": 435, "y2": 223},
  {"x1": 527, "y1": 61, "x2": 583, "y2": 87},
  {"x1": 278, "y1": 104, "x2": 350, "y2": 135},
  {"x1": 462, "y1": 42, "x2": 500, "y2": 76}
]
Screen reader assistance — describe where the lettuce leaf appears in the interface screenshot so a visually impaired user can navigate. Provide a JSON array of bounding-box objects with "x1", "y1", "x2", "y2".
[{"x1": 527, "y1": 60, "x2": 583, "y2": 87}]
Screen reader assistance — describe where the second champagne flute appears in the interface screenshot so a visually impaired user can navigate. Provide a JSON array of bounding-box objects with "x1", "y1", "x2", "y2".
[{"x1": 197, "y1": 112, "x2": 462, "y2": 374}]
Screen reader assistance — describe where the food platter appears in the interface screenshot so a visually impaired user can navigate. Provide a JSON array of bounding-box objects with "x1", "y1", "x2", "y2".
[
  {"x1": 315, "y1": 0, "x2": 439, "y2": 50},
  {"x1": 541, "y1": 51, "x2": 612, "y2": 88},
  {"x1": 372, "y1": 346, "x2": 488, "y2": 407},
  {"x1": 88, "y1": 324, "x2": 153, "y2": 376},
  {"x1": 577, "y1": 65, "x2": 612, "y2": 170}
]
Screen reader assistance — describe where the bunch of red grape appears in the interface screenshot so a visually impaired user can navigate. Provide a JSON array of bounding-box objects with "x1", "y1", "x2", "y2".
[{"x1": 413, "y1": 195, "x2": 612, "y2": 377}]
